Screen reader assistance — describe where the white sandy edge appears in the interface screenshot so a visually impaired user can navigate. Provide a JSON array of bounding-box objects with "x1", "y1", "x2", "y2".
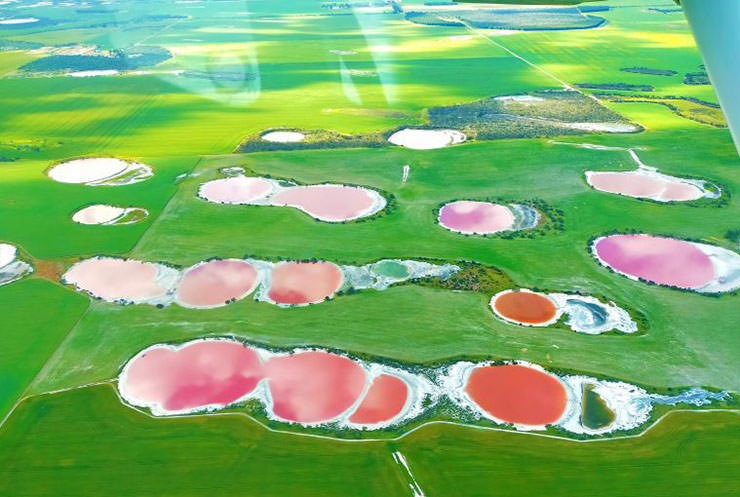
[
  {"x1": 489, "y1": 289, "x2": 562, "y2": 327},
  {"x1": 495, "y1": 94, "x2": 545, "y2": 103},
  {"x1": 119, "y1": 340, "x2": 438, "y2": 430},
  {"x1": 0, "y1": 242, "x2": 33, "y2": 286},
  {"x1": 118, "y1": 344, "x2": 670, "y2": 436},
  {"x1": 261, "y1": 130, "x2": 305, "y2": 143},
  {"x1": 438, "y1": 201, "x2": 537, "y2": 236},
  {"x1": 560, "y1": 122, "x2": 640, "y2": 133},
  {"x1": 67, "y1": 70, "x2": 120, "y2": 78},
  {"x1": 388, "y1": 129, "x2": 466, "y2": 150},
  {"x1": 0, "y1": 243, "x2": 18, "y2": 268},
  {"x1": 62, "y1": 257, "x2": 180, "y2": 306},
  {"x1": 173, "y1": 259, "x2": 261, "y2": 310},
  {"x1": 0, "y1": 17, "x2": 39, "y2": 25},
  {"x1": 548, "y1": 293, "x2": 637, "y2": 335},
  {"x1": 270, "y1": 183, "x2": 387, "y2": 222},
  {"x1": 71, "y1": 204, "x2": 148, "y2": 226},
  {"x1": 199, "y1": 175, "x2": 387, "y2": 222},
  {"x1": 440, "y1": 360, "x2": 578, "y2": 432},
  {"x1": 443, "y1": 361, "x2": 651, "y2": 435},
  {"x1": 252, "y1": 259, "x2": 345, "y2": 307},
  {"x1": 437, "y1": 203, "x2": 514, "y2": 236},
  {"x1": 560, "y1": 376, "x2": 651, "y2": 435},
  {"x1": 490, "y1": 288, "x2": 636, "y2": 334},
  {"x1": 48, "y1": 158, "x2": 153, "y2": 186},
  {"x1": 585, "y1": 169, "x2": 713, "y2": 203},
  {"x1": 67, "y1": 256, "x2": 451, "y2": 309},
  {"x1": 591, "y1": 235, "x2": 740, "y2": 294}
]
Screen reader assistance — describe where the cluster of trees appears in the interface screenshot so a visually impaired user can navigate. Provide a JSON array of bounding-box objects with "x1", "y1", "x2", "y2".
[
  {"x1": 21, "y1": 46, "x2": 171, "y2": 73},
  {"x1": 428, "y1": 90, "x2": 631, "y2": 140},
  {"x1": 406, "y1": 9, "x2": 606, "y2": 31},
  {"x1": 237, "y1": 128, "x2": 387, "y2": 153}
]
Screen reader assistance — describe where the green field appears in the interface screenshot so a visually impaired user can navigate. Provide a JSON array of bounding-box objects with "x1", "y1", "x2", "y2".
[
  {"x1": 0, "y1": 385, "x2": 737, "y2": 497},
  {"x1": 0, "y1": 0, "x2": 738, "y2": 495}
]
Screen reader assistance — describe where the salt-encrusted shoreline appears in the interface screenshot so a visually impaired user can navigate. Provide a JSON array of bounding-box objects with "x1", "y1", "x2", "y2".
[
  {"x1": 118, "y1": 340, "x2": 729, "y2": 437},
  {"x1": 388, "y1": 128, "x2": 466, "y2": 150},
  {"x1": 198, "y1": 174, "x2": 388, "y2": 222},
  {"x1": 62, "y1": 256, "x2": 459, "y2": 309},
  {"x1": 48, "y1": 158, "x2": 153, "y2": 186},
  {"x1": 0, "y1": 243, "x2": 33, "y2": 287},
  {"x1": 490, "y1": 289, "x2": 637, "y2": 334},
  {"x1": 72, "y1": 204, "x2": 149, "y2": 226},
  {"x1": 592, "y1": 234, "x2": 740, "y2": 294}
]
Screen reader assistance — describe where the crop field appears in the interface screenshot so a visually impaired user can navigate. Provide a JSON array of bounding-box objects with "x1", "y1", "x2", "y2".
[{"x1": 1, "y1": 0, "x2": 739, "y2": 496}]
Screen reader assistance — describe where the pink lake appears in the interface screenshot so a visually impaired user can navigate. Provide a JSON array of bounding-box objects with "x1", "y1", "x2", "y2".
[
  {"x1": 121, "y1": 341, "x2": 265, "y2": 414},
  {"x1": 265, "y1": 351, "x2": 366, "y2": 423},
  {"x1": 465, "y1": 364, "x2": 567, "y2": 426},
  {"x1": 594, "y1": 235, "x2": 715, "y2": 288},
  {"x1": 270, "y1": 185, "x2": 381, "y2": 222},
  {"x1": 438, "y1": 201, "x2": 515, "y2": 234},
  {"x1": 175, "y1": 259, "x2": 259, "y2": 308},
  {"x1": 64, "y1": 258, "x2": 170, "y2": 302},
  {"x1": 199, "y1": 176, "x2": 273, "y2": 204},
  {"x1": 349, "y1": 374, "x2": 409, "y2": 425},
  {"x1": 588, "y1": 172, "x2": 703, "y2": 202},
  {"x1": 268, "y1": 261, "x2": 343, "y2": 305}
]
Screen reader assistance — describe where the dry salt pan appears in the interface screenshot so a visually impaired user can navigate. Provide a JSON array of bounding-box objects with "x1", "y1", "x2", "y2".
[
  {"x1": 0, "y1": 244, "x2": 16, "y2": 269},
  {"x1": 67, "y1": 70, "x2": 120, "y2": 78},
  {"x1": 0, "y1": 18, "x2": 40, "y2": 25},
  {"x1": 388, "y1": 128, "x2": 466, "y2": 150},
  {"x1": 72, "y1": 204, "x2": 148, "y2": 225},
  {"x1": 0, "y1": 243, "x2": 33, "y2": 287},
  {"x1": 561, "y1": 122, "x2": 640, "y2": 133},
  {"x1": 48, "y1": 158, "x2": 153, "y2": 186},
  {"x1": 261, "y1": 131, "x2": 305, "y2": 143},
  {"x1": 495, "y1": 94, "x2": 545, "y2": 103}
]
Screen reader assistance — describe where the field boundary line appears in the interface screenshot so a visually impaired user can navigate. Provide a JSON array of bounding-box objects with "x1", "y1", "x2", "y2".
[
  {"x1": 460, "y1": 20, "x2": 607, "y2": 108},
  {"x1": 5, "y1": 156, "x2": 204, "y2": 429},
  {"x1": 393, "y1": 451, "x2": 426, "y2": 497},
  {"x1": 4, "y1": 381, "x2": 739, "y2": 446},
  {"x1": 129, "y1": 156, "x2": 204, "y2": 255}
]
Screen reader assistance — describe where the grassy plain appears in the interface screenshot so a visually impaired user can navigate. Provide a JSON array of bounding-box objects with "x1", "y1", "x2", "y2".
[
  {"x1": 0, "y1": 279, "x2": 87, "y2": 418},
  {"x1": 0, "y1": 385, "x2": 738, "y2": 497}
]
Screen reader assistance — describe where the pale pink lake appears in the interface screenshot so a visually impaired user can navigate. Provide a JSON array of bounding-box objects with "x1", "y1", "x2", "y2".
[
  {"x1": 268, "y1": 261, "x2": 343, "y2": 305},
  {"x1": 594, "y1": 235, "x2": 715, "y2": 288},
  {"x1": 265, "y1": 351, "x2": 366, "y2": 423},
  {"x1": 439, "y1": 201, "x2": 514, "y2": 234},
  {"x1": 122, "y1": 341, "x2": 265, "y2": 413},
  {"x1": 270, "y1": 185, "x2": 379, "y2": 222},
  {"x1": 588, "y1": 172, "x2": 703, "y2": 202},
  {"x1": 349, "y1": 374, "x2": 408, "y2": 425},
  {"x1": 199, "y1": 176, "x2": 273, "y2": 204},
  {"x1": 64, "y1": 258, "x2": 169, "y2": 302},
  {"x1": 176, "y1": 260, "x2": 259, "y2": 308}
]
